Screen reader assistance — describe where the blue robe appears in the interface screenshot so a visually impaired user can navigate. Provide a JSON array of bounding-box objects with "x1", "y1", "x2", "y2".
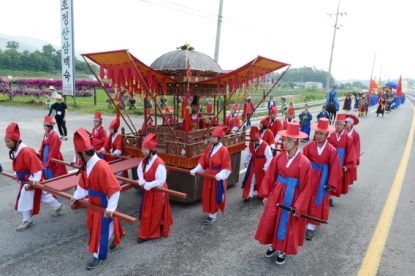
[{"x1": 325, "y1": 90, "x2": 339, "y2": 111}]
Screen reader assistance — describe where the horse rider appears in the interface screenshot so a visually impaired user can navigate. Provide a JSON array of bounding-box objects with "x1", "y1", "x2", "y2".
[{"x1": 325, "y1": 85, "x2": 339, "y2": 111}]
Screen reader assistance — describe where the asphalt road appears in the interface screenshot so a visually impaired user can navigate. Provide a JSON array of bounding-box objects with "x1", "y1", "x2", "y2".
[{"x1": 0, "y1": 99, "x2": 414, "y2": 276}]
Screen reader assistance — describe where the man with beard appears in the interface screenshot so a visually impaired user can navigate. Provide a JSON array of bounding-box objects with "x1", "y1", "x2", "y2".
[
  {"x1": 302, "y1": 118, "x2": 342, "y2": 240},
  {"x1": 327, "y1": 114, "x2": 356, "y2": 206},
  {"x1": 190, "y1": 126, "x2": 231, "y2": 224},
  {"x1": 180, "y1": 96, "x2": 210, "y2": 131},
  {"x1": 255, "y1": 122, "x2": 312, "y2": 265},
  {"x1": 71, "y1": 128, "x2": 125, "y2": 270},
  {"x1": 4, "y1": 123, "x2": 64, "y2": 231},
  {"x1": 136, "y1": 133, "x2": 173, "y2": 243}
]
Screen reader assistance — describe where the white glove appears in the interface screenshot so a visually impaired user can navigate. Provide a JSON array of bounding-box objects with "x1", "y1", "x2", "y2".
[
  {"x1": 190, "y1": 168, "x2": 197, "y2": 176},
  {"x1": 215, "y1": 172, "x2": 222, "y2": 181}
]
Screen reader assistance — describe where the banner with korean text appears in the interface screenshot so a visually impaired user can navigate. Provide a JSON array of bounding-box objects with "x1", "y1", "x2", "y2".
[{"x1": 60, "y1": 0, "x2": 75, "y2": 96}]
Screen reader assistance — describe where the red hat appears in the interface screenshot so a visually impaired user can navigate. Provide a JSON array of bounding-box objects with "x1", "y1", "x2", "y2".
[
  {"x1": 231, "y1": 104, "x2": 237, "y2": 111},
  {"x1": 142, "y1": 133, "x2": 157, "y2": 151},
  {"x1": 345, "y1": 114, "x2": 359, "y2": 125},
  {"x1": 109, "y1": 104, "x2": 121, "y2": 130},
  {"x1": 311, "y1": 118, "x2": 335, "y2": 133},
  {"x1": 206, "y1": 103, "x2": 213, "y2": 114},
  {"x1": 146, "y1": 109, "x2": 152, "y2": 115},
  {"x1": 287, "y1": 106, "x2": 295, "y2": 116},
  {"x1": 5, "y1": 123, "x2": 20, "y2": 140},
  {"x1": 210, "y1": 125, "x2": 228, "y2": 138},
  {"x1": 249, "y1": 126, "x2": 260, "y2": 141},
  {"x1": 94, "y1": 112, "x2": 103, "y2": 121},
  {"x1": 278, "y1": 121, "x2": 308, "y2": 139},
  {"x1": 73, "y1": 127, "x2": 93, "y2": 152},
  {"x1": 162, "y1": 106, "x2": 173, "y2": 114},
  {"x1": 260, "y1": 116, "x2": 270, "y2": 128},
  {"x1": 270, "y1": 105, "x2": 278, "y2": 115},
  {"x1": 335, "y1": 113, "x2": 347, "y2": 123},
  {"x1": 43, "y1": 116, "x2": 55, "y2": 125}
]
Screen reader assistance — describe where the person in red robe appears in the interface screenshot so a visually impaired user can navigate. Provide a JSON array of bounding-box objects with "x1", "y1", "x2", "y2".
[
  {"x1": 281, "y1": 106, "x2": 296, "y2": 130},
  {"x1": 141, "y1": 109, "x2": 155, "y2": 134},
  {"x1": 327, "y1": 114, "x2": 356, "y2": 205},
  {"x1": 255, "y1": 121, "x2": 312, "y2": 265},
  {"x1": 241, "y1": 126, "x2": 272, "y2": 201},
  {"x1": 268, "y1": 106, "x2": 283, "y2": 152},
  {"x1": 345, "y1": 114, "x2": 361, "y2": 183},
  {"x1": 226, "y1": 104, "x2": 241, "y2": 133},
  {"x1": 302, "y1": 118, "x2": 342, "y2": 240},
  {"x1": 38, "y1": 116, "x2": 68, "y2": 179},
  {"x1": 259, "y1": 116, "x2": 276, "y2": 150},
  {"x1": 180, "y1": 96, "x2": 210, "y2": 131},
  {"x1": 190, "y1": 126, "x2": 232, "y2": 224},
  {"x1": 162, "y1": 106, "x2": 175, "y2": 125},
  {"x1": 71, "y1": 128, "x2": 125, "y2": 270},
  {"x1": 91, "y1": 112, "x2": 107, "y2": 159},
  {"x1": 136, "y1": 133, "x2": 173, "y2": 243},
  {"x1": 97, "y1": 110, "x2": 128, "y2": 181},
  {"x1": 4, "y1": 123, "x2": 64, "y2": 231}
]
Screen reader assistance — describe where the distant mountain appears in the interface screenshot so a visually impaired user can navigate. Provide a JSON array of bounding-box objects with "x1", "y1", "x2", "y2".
[
  {"x1": 0, "y1": 32, "x2": 85, "y2": 57},
  {"x1": 338, "y1": 79, "x2": 370, "y2": 86}
]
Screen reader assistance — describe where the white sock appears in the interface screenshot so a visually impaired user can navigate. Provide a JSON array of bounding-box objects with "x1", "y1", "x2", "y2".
[
  {"x1": 208, "y1": 212, "x2": 217, "y2": 219},
  {"x1": 22, "y1": 210, "x2": 33, "y2": 222},
  {"x1": 307, "y1": 223, "x2": 316, "y2": 231}
]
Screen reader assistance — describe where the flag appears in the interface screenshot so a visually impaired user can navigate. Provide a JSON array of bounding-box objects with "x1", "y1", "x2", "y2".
[
  {"x1": 369, "y1": 78, "x2": 378, "y2": 95},
  {"x1": 396, "y1": 75, "x2": 402, "y2": 97}
]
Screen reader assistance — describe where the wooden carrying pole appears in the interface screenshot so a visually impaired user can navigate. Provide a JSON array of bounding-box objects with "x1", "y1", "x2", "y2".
[
  {"x1": 50, "y1": 158, "x2": 187, "y2": 199},
  {"x1": 0, "y1": 171, "x2": 137, "y2": 224},
  {"x1": 165, "y1": 165, "x2": 217, "y2": 180}
]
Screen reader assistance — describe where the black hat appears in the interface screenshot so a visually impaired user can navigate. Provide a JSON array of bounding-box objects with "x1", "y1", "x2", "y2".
[{"x1": 191, "y1": 95, "x2": 198, "y2": 106}]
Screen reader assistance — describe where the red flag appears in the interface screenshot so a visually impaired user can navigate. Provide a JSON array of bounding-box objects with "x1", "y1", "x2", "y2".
[
  {"x1": 184, "y1": 106, "x2": 190, "y2": 134},
  {"x1": 396, "y1": 76, "x2": 403, "y2": 97}
]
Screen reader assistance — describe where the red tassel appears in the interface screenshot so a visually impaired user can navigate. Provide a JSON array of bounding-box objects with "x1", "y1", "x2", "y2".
[
  {"x1": 147, "y1": 71, "x2": 153, "y2": 86},
  {"x1": 181, "y1": 101, "x2": 187, "y2": 119},
  {"x1": 162, "y1": 78, "x2": 167, "y2": 93},
  {"x1": 100, "y1": 64, "x2": 105, "y2": 79},
  {"x1": 152, "y1": 75, "x2": 158, "y2": 92},
  {"x1": 123, "y1": 62, "x2": 128, "y2": 77},
  {"x1": 114, "y1": 64, "x2": 119, "y2": 80},
  {"x1": 107, "y1": 65, "x2": 113, "y2": 79},
  {"x1": 185, "y1": 106, "x2": 190, "y2": 134}
]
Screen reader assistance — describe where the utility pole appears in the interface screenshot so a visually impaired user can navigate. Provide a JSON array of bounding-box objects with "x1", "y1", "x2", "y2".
[
  {"x1": 325, "y1": 0, "x2": 346, "y2": 93},
  {"x1": 214, "y1": 0, "x2": 224, "y2": 63}
]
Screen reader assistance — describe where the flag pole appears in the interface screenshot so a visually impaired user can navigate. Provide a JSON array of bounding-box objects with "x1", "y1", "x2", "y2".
[{"x1": 370, "y1": 52, "x2": 376, "y2": 83}]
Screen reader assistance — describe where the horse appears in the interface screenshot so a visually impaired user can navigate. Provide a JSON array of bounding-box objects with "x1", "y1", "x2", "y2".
[{"x1": 326, "y1": 95, "x2": 337, "y2": 125}]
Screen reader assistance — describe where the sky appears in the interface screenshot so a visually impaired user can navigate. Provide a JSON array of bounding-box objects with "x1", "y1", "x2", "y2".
[{"x1": 0, "y1": 0, "x2": 414, "y2": 81}]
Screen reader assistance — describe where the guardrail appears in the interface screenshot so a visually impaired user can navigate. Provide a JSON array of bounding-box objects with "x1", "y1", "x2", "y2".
[{"x1": 226, "y1": 97, "x2": 345, "y2": 115}]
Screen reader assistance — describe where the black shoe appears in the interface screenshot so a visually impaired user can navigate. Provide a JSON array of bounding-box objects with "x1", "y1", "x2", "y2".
[
  {"x1": 305, "y1": 229, "x2": 314, "y2": 240},
  {"x1": 330, "y1": 199, "x2": 334, "y2": 207},
  {"x1": 204, "y1": 217, "x2": 216, "y2": 225},
  {"x1": 109, "y1": 235, "x2": 125, "y2": 250},
  {"x1": 244, "y1": 197, "x2": 252, "y2": 202},
  {"x1": 265, "y1": 247, "x2": 277, "y2": 258},
  {"x1": 276, "y1": 252, "x2": 286, "y2": 265},
  {"x1": 137, "y1": 237, "x2": 147, "y2": 243},
  {"x1": 86, "y1": 257, "x2": 103, "y2": 270}
]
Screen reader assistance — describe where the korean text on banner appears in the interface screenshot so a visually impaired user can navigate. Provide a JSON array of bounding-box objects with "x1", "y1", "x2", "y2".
[{"x1": 60, "y1": 0, "x2": 75, "y2": 96}]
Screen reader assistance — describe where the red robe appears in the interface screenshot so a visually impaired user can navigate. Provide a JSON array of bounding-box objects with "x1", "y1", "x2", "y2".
[
  {"x1": 282, "y1": 119, "x2": 296, "y2": 130},
  {"x1": 226, "y1": 114, "x2": 241, "y2": 129},
  {"x1": 180, "y1": 113, "x2": 209, "y2": 131},
  {"x1": 91, "y1": 126, "x2": 107, "y2": 151},
  {"x1": 102, "y1": 133, "x2": 128, "y2": 178},
  {"x1": 242, "y1": 141, "x2": 269, "y2": 199},
  {"x1": 302, "y1": 141, "x2": 342, "y2": 226},
  {"x1": 348, "y1": 128, "x2": 360, "y2": 182},
  {"x1": 141, "y1": 119, "x2": 155, "y2": 132},
  {"x1": 78, "y1": 160, "x2": 124, "y2": 260},
  {"x1": 139, "y1": 157, "x2": 173, "y2": 240},
  {"x1": 255, "y1": 151, "x2": 312, "y2": 255},
  {"x1": 198, "y1": 144, "x2": 232, "y2": 214},
  {"x1": 39, "y1": 130, "x2": 68, "y2": 178},
  {"x1": 13, "y1": 146, "x2": 44, "y2": 216},
  {"x1": 269, "y1": 118, "x2": 283, "y2": 138},
  {"x1": 163, "y1": 116, "x2": 175, "y2": 125},
  {"x1": 327, "y1": 131, "x2": 356, "y2": 197},
  {"x1": 260, "y1": 129, "x2": 275, "y2": 148}
]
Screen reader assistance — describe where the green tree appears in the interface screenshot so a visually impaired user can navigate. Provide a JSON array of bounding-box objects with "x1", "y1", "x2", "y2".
[{"x1": 6, "y1": 41, "x2": 20, "y2": 50}]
